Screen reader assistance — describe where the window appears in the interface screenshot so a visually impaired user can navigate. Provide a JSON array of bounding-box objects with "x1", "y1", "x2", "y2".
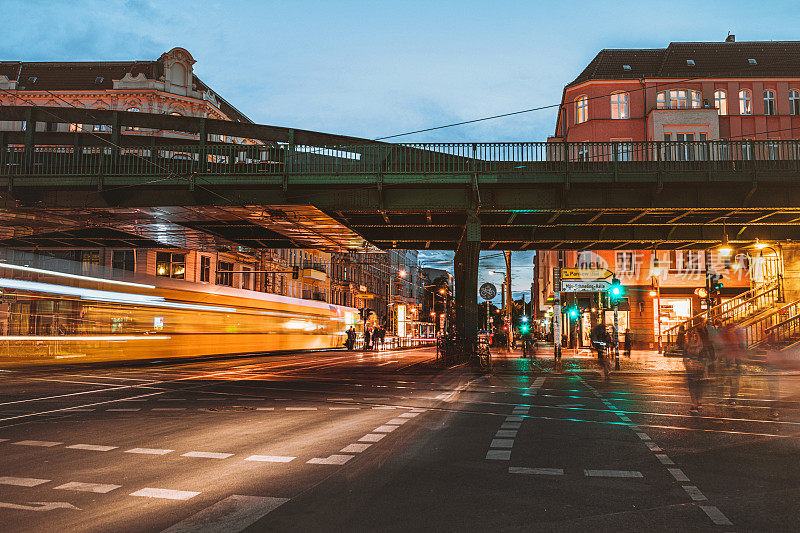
[
  {"x1": 241, "y1": 267, "x2": 251, "y2": 290},
  {"x1": 90, "y1": 124, "x2": 109, "y2": 132},
  {"x1": 676, "y1": 133, "x2": 695, "y2": 161},
  {"x1": 616, "y1": 251, "x2": 635, "y2": 274},
  {"x1": 217, "y1": 261, "x2": 233, "y2": 287},
  {"x1": 686, "y1": 59, "x2": 695, "y2": 66},
  {"x1": 200, "y1": 256, "x2": 211, "y2": 282},
  {"x1": 611, "y1": 139, "x2": 632, "y2": 161},
  {"x1": 740, "y1": 139, "x2": 754, "y2": 160},
  {"x1": 790, "y1": 90, "x2": 800, "y2": 115},
  {"x1": 112, "y1": 250, "x2": 135, "y2": 272},
  {"x1": 669, "y1": 251, "x2": 701, "y2": 272},
  {"x1": 669, "y1": 89, "x2": 688, "y2": 109},
  {"x1": 575, "y1": 95, "x2": 588, "y2": 124},
  {"x1": 622, "y1": 64, "x2": 631, "y2": 71},
  {"x1": 125, "y1": 107, "x2": 140, "y2": 131},
  {"x1": 691, "y1": 90, "x2": 702, "y2": 109},
  {"x1": 748, "y1": 58, "x2": 757, "y2": 65},
  {"x1": 739, "y1": 89, "x2": 752, "y2": 115},
  {"x1": 80, "y1": 250, "x2": 100, "y2": 276},
  {"x1": 610, "y1": 92, "x2": 629, "y2": 119},
  {"x1": 156, "y1": 252, "x2": 186, "y2": 279},
  {"x1": 714, "y1": 89, "x2": 727, "y2": 115},
  {"x1": 763, "y1": 90, "x2": 776, "y2": 115},
  {"x1": 656, "y1": 92, "x2": 666, "y2": 109}
]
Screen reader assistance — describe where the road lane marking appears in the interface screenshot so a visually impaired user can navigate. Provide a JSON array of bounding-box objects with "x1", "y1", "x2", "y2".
[
  {"x1": 341, "y1": 444, "x2": 371, "y2": 453},
  {"x1": 358, "y1": 434, "x2": 385, "y2": 443},
  {"x1": 372, "y1": 406, "x2": 396, "y2": 410},
  {"x1": 160, "y1": 494, "x2": 290, "y2": 533},
  {"x1": 131, "y1": 488, "x2": 200, "y2": 500},
  {"x1": 668, "y1": 468, "x2": 690, "y2": 482},
  {"x1": 55, "y1": 481, "x2": 120, "y2": 493},
  {"x1": 244, "y1": 455, "x2": 295, "y2": 462},
  {"x1": 699, "y1": 505, "x2": 733, "y2": 526},
  {"x1": 182, "y1": 451, "x2": 234, "y2": 459},
  {"x1": 329, "y1": 407, "x2": 360, "y2": 410},
  {"x1": 307, "y1": 454, "x2": 354, "y2": 465},
  {"x1": 64, "y1": 408, "x2": 95, "y2": 412},
  {"x1": 107, "y1": 408, "x2": 141, "y2": 412},
  {"x1": 373, "y1": 425, "x2": 397, "y2": 433},
  {"x1": 501, "y1": 422, "x2": 522, "y2": 429},
  {"x1": 682, "y1": 485, "x2": 708, "y2": 501},
  {"x1": 635, "y1": 432, "x2": 651, "y2": 440},
  {"x1": 399, "y1": 412, "x2": 419, "y2": 418},
  {"x1": 645, "y1": 442, "x2": 663, "y2": 452},
  {"x1": 0, "y1": 476, "x2": 49, "y2": 486},
  {"x1": 485, "y1": 450, "x2": 511, "y2": 460},
  {"x1": 158, "y1": 398, "x2": 187, "y2": 401},
  {"x1": 67, "y1": 444, "x2": 118, "y2": 452},
  {"x1": 509, "y1": 467, "x2": 564, "y2": 476},
  {"x1": 490, "y1": 439, "x2": 514, "y2": 449},
  {"x1": 584, "y1": 470, "x2": 643, "y2": 478},
  {"x1": 13, "y1": 440, "x2": 62, "y2": 447},
  {"x1": 125, "y1": 448, "x2": 174, "y2": 455},
  {"x1": 505, "y1": 416, "x2": 524, "y2": 422},
  {"x1": 256, "y1": 407, "x2": 275, "y2": 411},
  {"x1": 328, "y1": 398, "x2": 354, "y2": 401},
  {"x1": 655, "y1": 454, "x2": 675, "y2": 465},
  {"x1": 386, "y1": 419, "x2": 408, "y2": 425},
  {"x1": 495, "y1": 430, "x2": 518, "y2": 438},
  {"x1": 286, "y1": 407, "x2": 317, "y2": 411},
  {"x1": 152, "y1": 408, "x2": 187, "y2": 411}
]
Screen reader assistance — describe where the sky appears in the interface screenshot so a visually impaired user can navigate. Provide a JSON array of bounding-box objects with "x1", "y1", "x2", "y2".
[{"x1": 4, "y1": 0, "x2": 798, "y2": 299}]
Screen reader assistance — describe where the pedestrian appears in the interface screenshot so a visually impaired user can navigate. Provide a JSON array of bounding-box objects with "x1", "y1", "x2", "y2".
[
  {"x1": 363, "y1": 327, "x2": 371, "y2": 351},
  {"x1": 345, "y1": 327, "x2": 356, "y2": 350},
  {"x1": 624, "y1": 328, "x2": 632, "y2": 358},
  {"x1": 685, "y1": 319, "x2": 712, "y2": 415}
]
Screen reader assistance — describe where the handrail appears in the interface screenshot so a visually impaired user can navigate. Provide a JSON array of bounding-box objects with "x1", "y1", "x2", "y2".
[
  {"x1": 3, "y1": 139, "x2": 800, "y2": 177},
  {"x1": 664, "y1": 278, "x2": 781, "y2": 343},
  {"x1": 744, "y1": 300, "x2": 800, "y2": 348}
]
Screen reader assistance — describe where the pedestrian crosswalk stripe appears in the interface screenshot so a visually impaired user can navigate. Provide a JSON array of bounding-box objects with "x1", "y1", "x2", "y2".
[
  {"x1": 55, "y1": 481, "x2": 121, "y2": 493},
  {"x1": 67, "y1": 444, "x2": 118, "y2": 452},
  {"x1": 0, "y1": 476, "x2": 49, "y2": 487},
  {"x1": 130, "y1": 487, "x2": 200, "y2": 500}
]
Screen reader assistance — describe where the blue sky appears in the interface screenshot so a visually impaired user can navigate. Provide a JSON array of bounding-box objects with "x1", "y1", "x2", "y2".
[{"x1": 4, "y1": 0, "x2": 797, "y2": 297}]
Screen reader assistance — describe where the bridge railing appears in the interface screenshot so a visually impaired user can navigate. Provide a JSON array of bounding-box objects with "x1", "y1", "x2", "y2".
[{"x1": 2, "y1": 140, "x2": 800, "y2": 176}]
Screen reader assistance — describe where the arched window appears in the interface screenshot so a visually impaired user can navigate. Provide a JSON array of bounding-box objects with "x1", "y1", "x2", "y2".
[
  {"x1": 763, "y1": 90, "x2": 776, "y2": 115},
  {"x1": 739, "y1": 89, "x2": 752, "y2": 115},
  {"x1": 690, "y1": 90, "x2": 702, "y2": 109},
  {"x1": 575, "y1": 95, "x2": 588, "y2": 124},
  {"x1": 714, "y1": 89, "x2": 727, "y2": 115},
  {"x1": 790, "y1": 90, "x2": 800, "y2": 115},
  {"x1": 610, "y1": 92, "x2": 629, "y2": 119}
]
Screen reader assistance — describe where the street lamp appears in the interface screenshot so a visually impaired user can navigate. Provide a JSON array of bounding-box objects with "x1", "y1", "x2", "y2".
[{"x1": 651, "y1": 263, "x2": 663, "y2": 353}]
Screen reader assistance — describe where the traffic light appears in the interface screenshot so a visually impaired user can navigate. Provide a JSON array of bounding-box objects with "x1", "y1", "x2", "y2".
[
  {"x1": 521, "y1": 316, "x2": 529, "y2": 323},
  {"x1": 568, "y1": 306, "x2": 579, "y2": 320},
  {"x1": 519, "y1": 324, "x2": 530, "y2": 334},
  {"x1": 706, "y1": 272, "x2": 723, "y2": 295},
  {"x1": 292, "y1": 265, "x2": 299, "y2": 280},
  {"x1": 609, "y1": 278, "x2": 625, "y2": 304}
]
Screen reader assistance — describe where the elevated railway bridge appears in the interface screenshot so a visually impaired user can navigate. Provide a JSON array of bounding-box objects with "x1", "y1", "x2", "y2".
[{"x1": 2, "y1": 106, "x2": 800, "y2": 345}]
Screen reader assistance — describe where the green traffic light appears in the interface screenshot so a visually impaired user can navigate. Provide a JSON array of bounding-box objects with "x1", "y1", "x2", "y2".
[
  {"x1": 568, "y1": 307, "x2": 578, "y2": 318},
  {"x1": 611, "y1": 286, "x2": 621, "y2": 296},
  {"x1": 520, "y1": 325, "x2": 529, "y2": 333}
]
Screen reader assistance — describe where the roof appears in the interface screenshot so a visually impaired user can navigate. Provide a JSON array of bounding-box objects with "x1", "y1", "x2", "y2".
[
  {"x1": 0, "y1": 55, "x2": 252, "y2": 124},
  {"x1": 567, "y1": 40, "x2": 800, "y2": 87}
]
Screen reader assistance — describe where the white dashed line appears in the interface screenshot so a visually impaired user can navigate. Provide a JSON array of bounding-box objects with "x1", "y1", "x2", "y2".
[
  {"x1": 244, "y1": 455, "x2": 295, "y2": 463},
  {"x1": 584, "y1": 470, "x2": 643, "y2": 478},
  {"x1": 485, "y1": 450, "x2": 511, "y2": 460},
  {"x1": 358, "y1": 434, "x2": 385, "y2": 443},
  {"x1": 501, "y1": 422, "x2": 521, "y2": 429},
  {"x1": 286, "y1": 407, "x2": 317, "y2": 411},
  {"x1": 108, "y1": 408, "x2": 141, "y2": 412},
  {"x1": 373, "y1": 425, "x2": 397, "y2": 433},
  {"x1": 399, "y1": 412, "x2": 419, "y2": 418},
  {"x1": 495, "y1": 430, "x2": 517, "y2": 438},
  {"x1": 256, "y1": 407, "x2": 275, "y2": 411},
  {"x1": 125, "y1": 448, "x2": 174, "y2": 455},
  {"x1": 635, "y1": 432, "x2": 651, "y2": 441},
  {"x1": 67, "y1": 444, "x2": 118, "y2": 452},
  {"x1": 682, "y1": 485, "x2": 708, "y2": 501},
  {"x1": 645, "y1": 442, "x2": 663, "y2": 452},
  {"x1": 699, "y1": 505, "x2": 733, "y2": 526},
  {"x1": 329, "y1": 407, "x2": 360, "y2": 410},
  {"x1": 505, "y1": 416, "x2": 524, "y2": 422},
  {"x1": 341, "y1": 443, "x2": 371, "y2": 453},
  {"x1": 655, "y1": 454, "x2": 675, "y2": 465},
  {"x1": 372, "y1": 406, "x2": 396, "y2": 410},
  {"x1": 161, "y1": 495, "x2": 289, "y2": 533},
  {"x1": 386, "y1": 418, "x2": 408, "y2": 425},
  {"x1": 0, "y1": 476, "x2": 49, "y2": 487},
  {"x1": 509, "y1": 467, "x2": 564, "y2": 476},
  {"x1": 152, "y1": 408, "x2": 187, "y2": 411},
  {"x1": 13, "y1": 440, "x2": 62, "y2": 447},
  {"x1": 182, "y1": 451, "x2": 234, "y2": 459},
  {"x1": 668, "y1": 468, "x2": 690, "y2": 482},
  {"x1": 130, "y1": 487, "x2": 200, "y2": 500},
  {"x1": 328, "y1": 398, "x2": 354, "y2": 401},
  {"x1": 490, "y1": 439, "x2": 514, "y2": 449},
  {"x1": 55, "y1": 481, "x2": 121, "y2": 493},
  {"x1": 65, "y1": 408, "x2": 95, "y2": 412},
  {"x1": 307, "y1": 454, "x2": 354, "y2": 465}
]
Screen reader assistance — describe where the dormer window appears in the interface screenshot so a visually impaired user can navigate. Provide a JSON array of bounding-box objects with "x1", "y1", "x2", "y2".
[
  {"x1": 748, "y1": 58, "x2": 757, "y2": 65},
  {"x1": 94, "y1": 76, "x2": 104, "y2": 84},
  {"x1": 686, "y1": 59, "x2": 695, "y2": 66},
  {"x1": 622, "y1": 64, "x2": 631, "y2": 71}
]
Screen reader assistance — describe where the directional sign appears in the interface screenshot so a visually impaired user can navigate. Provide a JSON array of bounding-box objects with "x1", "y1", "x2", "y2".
[
  {"x1": 560, "y1": 280, "x2": 611, "y2": 293},
  {"x1": 561, "y1": 268, "x2": 614, "y2": 281},
  {"x1": 479, "y1": 282, "x2": 497, "y2": 300}
]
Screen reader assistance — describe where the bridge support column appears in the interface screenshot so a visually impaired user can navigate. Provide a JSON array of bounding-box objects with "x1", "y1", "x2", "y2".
[{"x1": 455, "y1": 214, "x2": 480, "y2": 360}]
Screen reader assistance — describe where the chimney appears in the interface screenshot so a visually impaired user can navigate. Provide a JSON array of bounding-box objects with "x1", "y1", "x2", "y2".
[{"x1": 726, "y1": 33, "x2": 735, "y2": 43}]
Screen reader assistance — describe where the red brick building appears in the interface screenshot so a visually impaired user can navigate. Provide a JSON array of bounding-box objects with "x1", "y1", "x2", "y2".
[{"x1": 538, "y1": 37, "x2": 799, "y2": 348}]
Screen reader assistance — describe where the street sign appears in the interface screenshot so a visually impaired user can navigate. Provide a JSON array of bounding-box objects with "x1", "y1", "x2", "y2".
[
  {"x1": 560, "y1": 280, "x2": 611, "y2": 293},
  {"x1": 561, "y1": 268, "x2": 614, "y2": 280},
  {"x1": 479, "y1": 282, "x2": 497, "y2": 300}
]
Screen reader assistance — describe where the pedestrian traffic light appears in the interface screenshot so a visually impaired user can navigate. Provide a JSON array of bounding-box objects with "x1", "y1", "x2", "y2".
[
  {"x1": 711, "y1": 274, "x2": 724, "y2": 293},
  {"x1": 292, "y1": 265, "x2": 299, "y2": 279}
]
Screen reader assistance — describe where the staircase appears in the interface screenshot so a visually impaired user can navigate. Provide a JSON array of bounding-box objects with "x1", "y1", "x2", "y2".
[
  {"x1": 663, "y1": 277, "x2": 783, "y2": 348},
  {"x1": 743, "y1": 300, "x2": 800, "y2": 350}
]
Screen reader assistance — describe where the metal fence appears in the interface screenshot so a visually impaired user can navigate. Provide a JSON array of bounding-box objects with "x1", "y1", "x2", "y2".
[{"x1": 2, "y1": 140, "x2": 800, "y2": 177}]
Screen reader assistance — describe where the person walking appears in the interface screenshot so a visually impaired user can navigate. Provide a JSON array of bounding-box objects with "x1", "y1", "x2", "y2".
[
  {"x1": 624, "y1": 328, "x2": 632, "y2": 358},
  {"x1": 363, "y1": 327, "x2": 371, "y2": 351}
]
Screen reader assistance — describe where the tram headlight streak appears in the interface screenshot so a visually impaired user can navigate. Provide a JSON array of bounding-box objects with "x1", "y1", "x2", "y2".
[{"x1": 0, "y1": 262, "x2": 156, "y2": 289}]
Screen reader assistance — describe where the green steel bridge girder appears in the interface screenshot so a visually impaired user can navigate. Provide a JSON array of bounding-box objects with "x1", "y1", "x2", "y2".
[{"x1": 5, "y1": 170, "x2": 800, "y2": 211}]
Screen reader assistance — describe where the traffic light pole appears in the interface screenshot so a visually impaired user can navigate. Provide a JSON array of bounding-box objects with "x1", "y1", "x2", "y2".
[{"x1": 613, "y1": 302, "x2": 620, "y2": 371}]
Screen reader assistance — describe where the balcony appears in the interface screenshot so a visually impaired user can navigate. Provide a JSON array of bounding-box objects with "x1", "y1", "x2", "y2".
[{"x1": 299, "y1": 260, "x2": 327, "y2": 281}]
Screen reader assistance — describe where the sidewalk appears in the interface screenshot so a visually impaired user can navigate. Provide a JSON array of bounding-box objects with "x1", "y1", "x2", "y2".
[{"x1": 490, "y1": 345, "x2": 688, "y2": 374}]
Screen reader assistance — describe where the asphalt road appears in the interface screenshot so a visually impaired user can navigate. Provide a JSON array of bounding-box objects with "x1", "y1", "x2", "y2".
[{"x1": 0, "y1": 347, "x2": 799, "y2": 532}]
